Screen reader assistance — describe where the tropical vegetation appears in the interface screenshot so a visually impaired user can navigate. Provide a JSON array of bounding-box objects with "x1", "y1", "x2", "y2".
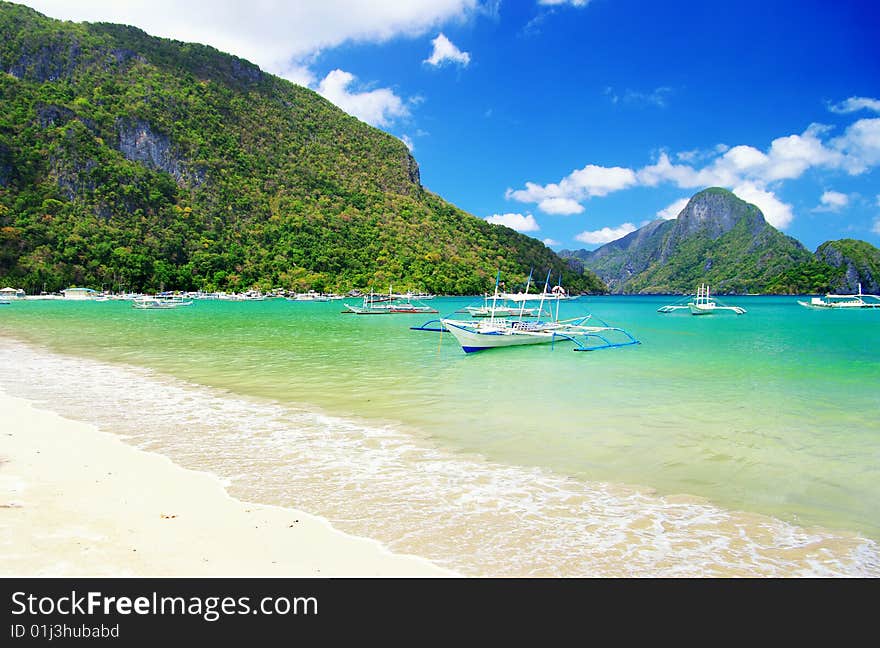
[{"x1": 0, "y1": 2, "x2": 605, "y2": 295}]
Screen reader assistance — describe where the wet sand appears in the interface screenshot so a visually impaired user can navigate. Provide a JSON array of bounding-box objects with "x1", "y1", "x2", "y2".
[{"x1": 0, "y1": 390, "x2": 455, "y2": 577}]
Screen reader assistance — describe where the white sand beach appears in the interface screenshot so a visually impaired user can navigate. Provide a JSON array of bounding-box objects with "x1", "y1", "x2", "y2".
[{"x1": 0, "y1": 390, "x2": 455, "y2": 577}]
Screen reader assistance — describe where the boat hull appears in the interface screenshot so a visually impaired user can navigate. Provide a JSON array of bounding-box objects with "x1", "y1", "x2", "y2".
[
  {"x1": 689, "y1": 303, "x2": 714, "y2": 315},
  {"x1": 132, "y1": 299, "x2": 193, "y2": 309},
  {"x1": 798, "y1": 298, "x2": 879, "y2": 309},
  {"x1": 441, "y1": 320, "x2": 555, "y2": 352},
  {"x1": 689, "y1": 303, "x2": 746, "y2": 315}
]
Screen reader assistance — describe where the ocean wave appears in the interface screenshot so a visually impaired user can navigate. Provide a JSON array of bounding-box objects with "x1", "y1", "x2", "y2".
[{"x1": 1, "y1": 337, "x2": 877, "y2": 577}]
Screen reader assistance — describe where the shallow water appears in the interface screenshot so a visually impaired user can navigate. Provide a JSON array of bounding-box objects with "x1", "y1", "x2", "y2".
[{"x1": 1, "y1": 295, "x2": 878, "y2": 575}]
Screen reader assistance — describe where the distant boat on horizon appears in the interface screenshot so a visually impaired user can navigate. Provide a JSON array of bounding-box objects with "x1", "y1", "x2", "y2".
[
  {"x1": 419, "y1": 271, "x2": 640, "y2": 353},
  {"x1": 657, "y1": 284, "x2": 747, "y2": 315},
  {"x1": 797, "y1": 283, "x2": 880, "y2": 309},
  {"x1": 132, "y1": 296, "x2": 194, "y2": 309},
  {"x1": 343, "y1": 285, "x2": 437, "y2": 315}
]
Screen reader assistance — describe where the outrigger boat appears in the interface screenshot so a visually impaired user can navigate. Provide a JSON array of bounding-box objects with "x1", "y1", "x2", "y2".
[
  {"x1": 657, "y1": 284, "x2": 746, "y2": 315},
  {"x1": 413, "y1": 271, "x2": 640, "y2": 353},
  {"x1": 463, "y1": 294, "x2": 541, "y2": 318},
  {"x1": 797, "y1": 283, "x2": 880, "y2": 309},
  {"x1": 343, "y1": 285, "x2": 438, "y2": 315},
  {"x1": 132, "y1": 295, "x2": 194, "y2": 309},
  {"x1": 461, "y1": 278, "x2": 573, "y2": 319}
]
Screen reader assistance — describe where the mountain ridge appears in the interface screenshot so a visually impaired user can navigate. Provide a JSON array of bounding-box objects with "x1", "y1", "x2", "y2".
[
  {"x1": 0, "y1": 2, "x2": 605, "y2": 294},
  {"x1": 558, "y1": 187, "x2": 876, "y2": 295}
]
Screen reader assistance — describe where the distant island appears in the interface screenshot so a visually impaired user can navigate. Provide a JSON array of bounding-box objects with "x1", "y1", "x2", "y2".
[{"x1": 560, "y1": 187, "x2": 880, "y2": 295}]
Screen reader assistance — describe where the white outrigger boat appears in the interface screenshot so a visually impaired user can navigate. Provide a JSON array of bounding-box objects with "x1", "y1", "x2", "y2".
[
  {"x1": 343, "y1": 285, "x2": 438, "y2": 315},
  {"x1": 132, "y1": 295, "x2": 194, "y2": 309},
  {"x1": 463, "y1": 293, "x2": 541, "y2": 318},
  {"x1": 658, "y1": 284, "x2": 746, "y2": 315},
  {"x1": 461, "y1": 279, "x2": 573, "y2": 319},
  {"x1": 797, "y1": 283, "x2": 880, "y2": 309},
  {"x1": 413, "y1": 271, "x2": 639, "y2": 354}
]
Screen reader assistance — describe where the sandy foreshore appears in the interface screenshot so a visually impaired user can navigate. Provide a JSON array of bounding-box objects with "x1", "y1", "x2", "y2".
[{"x1": 0, "y1": 389, "x2": 455, "y2": 577}]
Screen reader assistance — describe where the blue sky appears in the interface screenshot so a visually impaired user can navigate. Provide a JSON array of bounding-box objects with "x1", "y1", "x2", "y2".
[{"x1": 16, "y1": 0, "x2": 880, "y2": 251}]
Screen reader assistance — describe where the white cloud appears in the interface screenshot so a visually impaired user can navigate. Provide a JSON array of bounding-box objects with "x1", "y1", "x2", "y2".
[
  {"x1": 566, "y1": 165, "x2": 639, "y2": 196},
  {"x1": 424, "y1": 33, "x2": 470, "y2": 67},
  {"x1": 508, "y1": 115, "x2": 880, "y2": 230},
  {"x1": 18, "y1": 1, "x2": 477, "y2": 127},
  {"x1": 828, "y1": 97, "x2": 880, "y2": 114},
  {"x1": 507, "y1": 164, "x2": 637, "y2": 213},
  {"x1": 399, "y1": 134, "x2": 415, "y2": 152},
  {"x1": 575, "y1": 223, "x2": 637, "y2": 245},
  {"x1": 636, "y1": 153, "x2": 703, "y2": 188},
  {"x1": 485, "y1": 212, "x2": 540, "y2": 232},
  {"x1": 279, "y1": 63, "x2": 317, "y2": 87},
  {"x1": 19, "y1": 1, "x2": 477, "y2": 78},
  {"x1": 873, "y1": 218, "x2": 880, "y2": 235},
  {"x1": 831, "y1": 118, "x2": 880, "y2": 174},
  {"x1": 731, "y1": 183, "x2": 794, "y2": 229},
  {"x1": 876, "y1": 194, "x2": 880, "y2": 207},
  {"x1": 638, "y1": 124, "x2": 848, "y2": 190},
  {"x1": 317, "y1": 69, "x2": 408, "y2": 127},
  {"x1": 657, "y1": 197, "x2": 689, "y2": 220},
  {"x1": 538, "y1": 198, "x2": 584, "y2": 215},
  {"x1": 761, "y1": 124, "x2": 843, "y2": 181},
  {"x1": 813, "y1": 190, "x2": 849, "y2": 213},
  {"x1": 542, "y1": 238, "x2": 560, "y2": 246}
]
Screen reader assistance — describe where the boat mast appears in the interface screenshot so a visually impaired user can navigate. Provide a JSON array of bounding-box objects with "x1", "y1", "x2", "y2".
[
  {"x1": 489, "y1": 270, "x2": 501, "y2": 324},
  {"x1": 518, "y1": 269, "x2": 533, "y2": 321},
  {"x1": 555, "y1": 274, "x2": 562, "y2": 322},
  {"x1": 537, "y1": 269, "x2": 551, "y2": 323}
]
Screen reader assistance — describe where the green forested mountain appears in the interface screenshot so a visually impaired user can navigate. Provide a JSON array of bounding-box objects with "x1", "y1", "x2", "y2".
[
  {"x1": 0, "y1": 2, "x2": 604, "y2": 294},
  {"x1": 814, "y1": 239, "x2": 880, "y2": 293},
  {"x1": 763, "y1": 238, "x2": 880, "y2": 295},
  {"x1": 561, "y1": 188, "x2": 814, "y2": 294}
]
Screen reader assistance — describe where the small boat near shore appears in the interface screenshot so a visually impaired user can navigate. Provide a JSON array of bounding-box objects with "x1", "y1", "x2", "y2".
[
  {"x1": 132, "y1": 296, "x2": 194, "y2": 309},
  {"x1": 658, "y1": 284, "x2": 746, "y2": 315},
  {"x1": 797, "y1": 284, "x2": 880, "y2": 309},
  {"x1": 287, "y1": 290, "x2": 332, "y2": 302},
  {"x1": 343, "y1": 286, "x2": 438, "y2": 315},
  {"x1": 414, "y1": 271, "x2": 640, "y2": 354},
  {"x1": 463, "y1": 294, "x2": 541, "y2": 318}
]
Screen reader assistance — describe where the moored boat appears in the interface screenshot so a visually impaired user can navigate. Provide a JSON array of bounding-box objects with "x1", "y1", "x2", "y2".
[
  {"x1": 797, "y1": 284, "x2": 880, "y2": 309},
  {"x1": 415, "y1": 271, "x2": 639, "y2": 353},
  {"x1": 658, "y1": 284, "x2": 746, "y2": 315},
  {"x1": 343, "y1": 285, "x2": 437, "y2": 315},
  {"x1": 132, "y1": 296, "x2": 194, "y2": 309}
]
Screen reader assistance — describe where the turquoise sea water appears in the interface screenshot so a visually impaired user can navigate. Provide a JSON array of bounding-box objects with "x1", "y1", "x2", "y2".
[{"x1": 1, "y1": 295, "x2": 878, "y2": 575}]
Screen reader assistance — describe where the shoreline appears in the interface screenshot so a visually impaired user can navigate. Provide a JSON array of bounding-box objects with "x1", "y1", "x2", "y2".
[
  {"x1": 1, "y1": 333, "x2": 877, "y2": 577},
  {"x1": 0, "y1": 389, "x2": 457, "y2": 577}
]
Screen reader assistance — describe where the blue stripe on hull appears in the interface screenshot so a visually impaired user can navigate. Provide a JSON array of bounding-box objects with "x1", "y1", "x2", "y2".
[{"x1": 461, "y1": 346, "x2": 489, "y2": 353}]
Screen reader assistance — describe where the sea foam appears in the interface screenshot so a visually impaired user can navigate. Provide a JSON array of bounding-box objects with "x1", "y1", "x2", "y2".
[{"x1": 1, "y1": 337, "x2": 878, "y2": 577}]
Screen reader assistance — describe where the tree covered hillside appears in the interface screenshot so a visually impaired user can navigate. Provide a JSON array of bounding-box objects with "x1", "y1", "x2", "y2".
[
  {"x1": 562, "y1": 188, "x2": 813, "y2": 294},
  {"x1": 0, "y1": 3, "x2": 605, "y2": 294}
]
